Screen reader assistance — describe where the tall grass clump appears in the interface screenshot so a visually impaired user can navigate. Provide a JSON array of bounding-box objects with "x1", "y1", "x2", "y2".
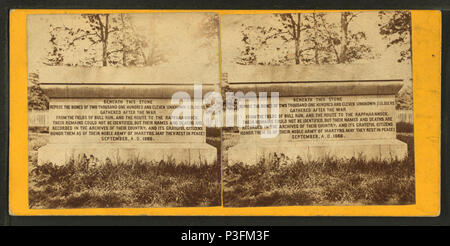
[
  {"x1": 224, "y1": 155, "x2": 414, "y2": 206},
  {"x1": 223, "y1": 135, "x2": 415, "y2": 207},
  {"x1": 29, "y1": 158, "x2": 221, "y2": 209}
]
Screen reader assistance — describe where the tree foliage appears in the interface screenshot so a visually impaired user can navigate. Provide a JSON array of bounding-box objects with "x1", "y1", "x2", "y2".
[
  {"x1": 378, "y1": 11, "x2": 412, "y2": 63},
  {"x1": 236, "y1": 12, "x2": 373, "y2": 65},
  {"x1": 45, "y1": 14, "x2": 164, "y2": 67},
  {"x1": 396, "y1": 84, "x2": 413, "y2": 110},
  {"x1": 28, "y1": 73, "x2": 49, "y2": 110}
]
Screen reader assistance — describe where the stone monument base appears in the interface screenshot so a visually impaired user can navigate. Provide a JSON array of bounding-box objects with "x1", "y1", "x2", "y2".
[
  {"x1": 227, "y1": 139, "x2": 408, "y2": 166},
  {"x1": 38, "y1": 143, "x2": 217, "y2": 166}
]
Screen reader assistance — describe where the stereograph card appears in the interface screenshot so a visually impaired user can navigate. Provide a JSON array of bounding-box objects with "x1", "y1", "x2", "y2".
[{"x1": 8, "y1": 9, "x2": 440, "y2": 216}]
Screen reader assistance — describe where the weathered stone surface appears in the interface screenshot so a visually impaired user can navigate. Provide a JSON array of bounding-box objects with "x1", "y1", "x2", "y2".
[
  {"x1": 225, "y1": 64, "x2": 409, "y2": 165},
  {"x1": 47, "y1": 98, "x2": 205, "y2": 144},
  {"x1": 236, "y1": 95, "x2": 398, "y2": 143},
  {"x1": 37, "y1": 67, "x2": 218, "y2": 166},
  {"x1": 228, "y1": 139, "x2": 408, "y2": 166},
  {"x1": 39, "y1": 84, "x2": 218, "y2": 98},
  {"x1": 39, "y1": 65, "x2": 219, "y2": 85},
  {"x1": 223, "y1": 63, "x2": 411, "y2": 83},
  {"x1": 228, "y1": 81, "x2": 403, "y2": 97},
  {"x1": 38, "y1": 143, "x2": 217, "y2": 166}
]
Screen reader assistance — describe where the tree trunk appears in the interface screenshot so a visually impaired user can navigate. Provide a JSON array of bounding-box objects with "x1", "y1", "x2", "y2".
[
  {"x1": 294, "y1": 39, "x2": 300, "y2": 64},
  {"x1": 102, "y1": 14, "x2": 109, "y2": 66},
  {"x1": 313, "y1": 13, "x2": 319, "y2": 64},
  {"x1": 120, "y1": 14, "x2": 128, "y2": 66},
  {"x1": 122, "y1": 46, "x2": 127, "y2": 66},
  {"x1": 340, "y1": 13, "x2": 349, "y2": 63},
  {"x1": 102, "y1": 43, "x2": 108, "y2": 66},
  {"x1": 294, "y1": 13, "x2": 301, "y2": 64}
]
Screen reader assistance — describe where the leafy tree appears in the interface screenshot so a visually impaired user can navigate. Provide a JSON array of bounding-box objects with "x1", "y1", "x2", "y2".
[
  {"x1": 236, "y1": 13, "x2": 303, "y2": 65},
  {"x1": 235, "y1": 12, "x2": 373, "y2": 65},
  {"x1": 28, "y1": 73, "x2": 49, "y2": 110},
  {"x1": 378, "y1": 11, "x2": 412, "y2": 63},
  {"x1": 45, "y1": 14, "x2": 159, "y2": 67},
  {"x1": 396, "y1": 84, "x2": 413, "y2": 110}
]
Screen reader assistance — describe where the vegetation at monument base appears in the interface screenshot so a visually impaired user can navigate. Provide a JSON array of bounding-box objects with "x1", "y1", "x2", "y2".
[
  {"x1": 29, "y1": 156, "x2": 221, "y2": 209},
  {"x1": 29, "y1": 132, "x2": 221, "y2": 209},
  {"x1": 223, "y1": 134, "x2": 415, "y2": 207}
]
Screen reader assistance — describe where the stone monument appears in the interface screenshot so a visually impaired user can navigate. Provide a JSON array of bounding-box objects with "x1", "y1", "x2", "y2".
[
  {"x1": 37, "y1": 66, "x2": 218, "y2": 166},
  {"x1": 225, "y1": 64, "x2": 409, "y2": 165}
]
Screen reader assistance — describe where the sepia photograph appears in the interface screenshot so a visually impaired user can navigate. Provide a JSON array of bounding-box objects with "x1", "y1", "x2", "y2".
[
  {"x1": 220, "y1": 11, "x2": 415, "y2": 207},
  {"x1": 27, "y1": 12, "x2": 221, "y2": 209},
  {"x1": 4, "y1": 1, "x2": 444, "y2": 228},
  {"x1": 24, "y1": 10, "x2": 417, "y2": 210}
]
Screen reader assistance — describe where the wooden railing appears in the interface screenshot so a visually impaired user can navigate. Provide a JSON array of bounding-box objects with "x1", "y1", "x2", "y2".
[
  {"x1": 396, "y1": 110, "x2": 414, "y2": 124},
  {"x1": 28, "y1": 110, "x2": 49, "y2": 127}
]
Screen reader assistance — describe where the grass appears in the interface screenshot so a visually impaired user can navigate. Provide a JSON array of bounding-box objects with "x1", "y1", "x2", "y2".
[
  {"x1": 223, "y1": 135, "x2": 415, "y2": 207},
  {"x1": 29, "y1": 158, "x2": 221, "y2": 209},
  {"x1": 28, "y1": 132, "x2": 49, "y2": 164},
  {"x1": 28, "y1": 129, "x2": 221, "y2": 209},
  {"x1": 29, "y1": 127, "x2": 415, "y2": 208}
]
